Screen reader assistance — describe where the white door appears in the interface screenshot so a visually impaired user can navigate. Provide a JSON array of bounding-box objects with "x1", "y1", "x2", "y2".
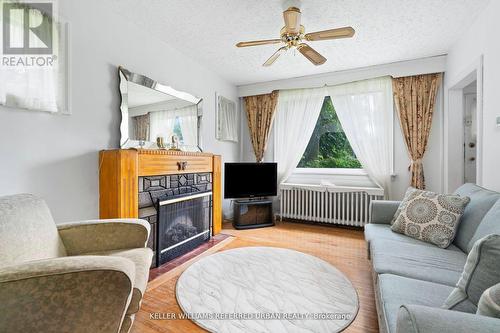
[{"x1": 464, "y1": 93, "x2": 477, "y2": 183}]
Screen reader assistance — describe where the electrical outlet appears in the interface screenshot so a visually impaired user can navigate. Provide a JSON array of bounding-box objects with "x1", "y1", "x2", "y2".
[{"x1": 497, "y1": 116, "x2": 500, "y2": 128}]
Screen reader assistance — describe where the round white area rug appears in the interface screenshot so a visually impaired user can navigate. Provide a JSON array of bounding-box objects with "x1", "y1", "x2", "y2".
[{"x1": 176, "y1": 247, "x2": 359, "y2": 333}]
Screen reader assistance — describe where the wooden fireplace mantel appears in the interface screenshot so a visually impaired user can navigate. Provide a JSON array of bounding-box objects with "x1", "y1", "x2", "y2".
[{"x1": 99, "y1": 149, "x2": 222, "y2": 234}]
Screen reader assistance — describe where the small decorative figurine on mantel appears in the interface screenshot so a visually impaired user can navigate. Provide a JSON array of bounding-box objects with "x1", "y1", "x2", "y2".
[
  {"x1": 169, "y1": 134, "x2": 181, "y2": 151},
  {"x1": 156, "y1": 136, "x2": 167, "y2": 149}
]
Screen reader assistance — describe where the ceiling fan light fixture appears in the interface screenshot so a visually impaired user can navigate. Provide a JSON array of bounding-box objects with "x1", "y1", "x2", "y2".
[{"x1": 235, "y1": 4, "x2": 355, "y2": 67}]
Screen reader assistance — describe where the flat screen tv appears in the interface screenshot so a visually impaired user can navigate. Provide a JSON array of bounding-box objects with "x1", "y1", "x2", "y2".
[{"x1": 224, "y1": 163, "x2": 277, "y2": 199}]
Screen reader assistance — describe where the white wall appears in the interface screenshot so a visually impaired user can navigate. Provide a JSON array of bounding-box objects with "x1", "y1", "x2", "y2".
[
  {"x1": 238, "y1": 56, "x2": 446, "y2": 97},
  {"x1": 446, "y1": 0, "x2": 500, "y2": 192},
  {"x1": 240, "y1": 66, "x2": 444, "y2": 201},
  {"x1": 0, "y1": 0, "x2": 239, "y2": 222}
]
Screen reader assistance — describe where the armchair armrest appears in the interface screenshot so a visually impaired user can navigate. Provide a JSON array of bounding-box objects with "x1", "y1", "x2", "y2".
[
  {"x1": 0, "y1": 256, "x2": 135, "y2": 333},
  {"x1": 58, "y1": 218, "x2": 150, "y2": 255},
  {"x1": 397, "y1": 305, "x2": 500, "y2": 333},
  {"x1": 369, "y1": 200, "x2": 401, "y2": 224}
]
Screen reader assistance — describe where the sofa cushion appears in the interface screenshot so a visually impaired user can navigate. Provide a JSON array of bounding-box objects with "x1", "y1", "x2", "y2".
[
  {"x1": 453, "y1": 183, "x2": 500, "y2": 253},
  {"x1": 467, "y1": 199, "x2": 500, "y2": 253},
  {"x1": 379, "y1": 274, "x2": 458, "y2": 305},
  {"x1": 391, "y1": 188, "x2": 470, "y2": 248},
  {"x1": 90, "y1": 248, "x2": 153, "y2": 315},
  {"x1": 0, "y1": 194, "x2": 67, "y2": 267},
  {"x1": 371, "y1": 239, "x2": 466, "y2": 286},
  {"x1": 365, "y1": 224, "x2": 463, "y2": 250},
  {"x1": 477, "y1": 283, "x2": 500, "y2": 318},
  {"x1": 443, "y1": 234, "x2": 500, "y2": 312},
  {"x1": 366, "y1": 224, "x2": 431, "y2": 247},
  {"x1": 378, "y1": 274, "x2": 476, "y2": 333},
  {"x1": 396, "y1": 305, "x2": 500, "y2": 333}
]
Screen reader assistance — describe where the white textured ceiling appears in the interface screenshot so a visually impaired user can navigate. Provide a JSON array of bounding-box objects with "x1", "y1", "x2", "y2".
[{"x1": 106, "y1": 0, "x2": 489, "y2": 86}]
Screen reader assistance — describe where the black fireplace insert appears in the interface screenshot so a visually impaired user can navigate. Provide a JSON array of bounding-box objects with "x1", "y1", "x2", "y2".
[{"x1": 156, "y1": 189, "x2": 212, "y2": 266}]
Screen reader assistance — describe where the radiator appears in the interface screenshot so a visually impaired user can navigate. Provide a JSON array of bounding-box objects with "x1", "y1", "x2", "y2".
[{"x1": 279, "y1": 184, "x2": 384, "y2": 227}]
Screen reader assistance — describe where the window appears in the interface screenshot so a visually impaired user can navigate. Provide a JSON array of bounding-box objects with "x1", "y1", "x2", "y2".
[{"x1": 297, "y1": 97, "x2": 362, "y2": 169}]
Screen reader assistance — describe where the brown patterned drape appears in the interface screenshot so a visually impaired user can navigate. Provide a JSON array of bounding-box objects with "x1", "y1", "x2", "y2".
[
  {"x1": 244, "y1": 91, "x2": 279, "y2": 162},
  {"x1": 393, "y1": 73, "x2": 442, "y2": 189},
  {"x1": 133, "y1": 113, "x2": 150, "y2": 141}
]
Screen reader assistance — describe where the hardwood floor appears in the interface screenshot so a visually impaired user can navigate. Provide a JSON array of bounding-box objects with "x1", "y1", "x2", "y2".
[
  {"x1": 132, "y1": 221, "x2": 379, "y2": 333},
  {"x1": 148, "y1": 234, "x2": 231, "y2": 281}
]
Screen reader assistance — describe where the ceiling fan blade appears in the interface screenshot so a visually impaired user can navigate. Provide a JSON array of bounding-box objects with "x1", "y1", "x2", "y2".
[
  {"x1": 297, "y1": 43, "x2": 327, "y2": 66},
  {"x1": 263, "y1": 47, "x2": 287, "y2": 66},
  {"x1": 236, "y1": 39, "x2": 282, "y2": 47},
  {"x1": 283, "y1": 7, "x2": 301, "y2": 34},
  {"x1": 305, "y1": 27, "x2": 355, "y2": 41}
]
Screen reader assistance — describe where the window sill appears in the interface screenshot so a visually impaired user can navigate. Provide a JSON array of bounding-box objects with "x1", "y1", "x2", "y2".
[
  {"x1": 286, "y1": 168, "x2": 377, "y2": 189},
  {"x1": 293, "y1": 168, "x2": 367, "y2": 176}
]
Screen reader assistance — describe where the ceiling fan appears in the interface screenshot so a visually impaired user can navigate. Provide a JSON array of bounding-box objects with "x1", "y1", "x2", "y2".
[{"x1": 236, "y1": 6, "x2": 355, "y2": 66}]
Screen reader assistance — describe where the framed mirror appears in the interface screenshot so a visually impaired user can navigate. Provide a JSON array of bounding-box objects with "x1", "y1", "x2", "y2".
[
  {"x1": 119, "y1": 67, "x2": 203, "y2": 150},
  {"x1": 216, "y1": 93, "x2": 238, "y2": 142}
]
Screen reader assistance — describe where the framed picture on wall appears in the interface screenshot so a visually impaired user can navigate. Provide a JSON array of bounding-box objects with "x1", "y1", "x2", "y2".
[
  {"x1": 0, "y1": 3, "x2": 70, "y2": 114},
  {"x1": 216, "y1": 92, "x2": 238, "y2": 142}
]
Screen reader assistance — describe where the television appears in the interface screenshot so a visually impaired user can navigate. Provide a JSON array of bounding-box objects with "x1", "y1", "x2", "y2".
[{"x1": 224, "y1": 163, "x2": 277, "y2": 199}]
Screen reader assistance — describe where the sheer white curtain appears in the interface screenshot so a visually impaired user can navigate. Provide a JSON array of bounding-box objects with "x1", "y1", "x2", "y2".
[
  {"x1": 178, "y1": 105, "x2": 198, "y2": 146},
  {"x1": 274, "y1": 87, "x2": 327, "y2": 184},
  {"x1": 326, "y1": 77, "x2": 393, "y2": 197},
  {"x1": 149, "y1": 110, "x2": 177, "y2": 141},
  {"x1": 0, "y1": 6, "x2": 64, "y2": 112},
  {"x1": 150, "y1": 105, "x2": 198, "y2": 145}
]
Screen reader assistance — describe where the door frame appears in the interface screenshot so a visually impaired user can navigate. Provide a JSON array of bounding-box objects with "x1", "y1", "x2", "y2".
[{"x1": 444, "y1": 55, "x2": 484, "y2": 192}]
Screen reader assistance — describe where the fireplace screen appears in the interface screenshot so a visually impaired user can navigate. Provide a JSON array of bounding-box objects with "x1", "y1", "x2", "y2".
[{"x1": 157, "y1": 191, "x2": 212, "y2": 266}]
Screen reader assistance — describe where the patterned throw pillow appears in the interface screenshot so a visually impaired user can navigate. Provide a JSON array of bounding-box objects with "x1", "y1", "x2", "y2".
[
  {"x1": 390, "y1": 187, "x2": 418, "y2": 225},
  {"x1": 391, "y1": 188, "x2": 470, "y2": 248}
]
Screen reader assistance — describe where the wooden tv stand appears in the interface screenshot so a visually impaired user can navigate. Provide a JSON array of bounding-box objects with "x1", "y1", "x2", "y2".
[{"x1": 232, "y1": 198, "x2": 274, "y2": 229}]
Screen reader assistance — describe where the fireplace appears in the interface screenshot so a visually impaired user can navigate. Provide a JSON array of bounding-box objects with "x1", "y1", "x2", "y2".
[
  {"x1": 138, "y1": 172, "x2": 213, "y2": 267},
  {"x1": 156, "y1": 190, "x2": 212, "y2": 266},
  {"x1": 98, "y1": 149, "x2": 222, "y2": 268}
]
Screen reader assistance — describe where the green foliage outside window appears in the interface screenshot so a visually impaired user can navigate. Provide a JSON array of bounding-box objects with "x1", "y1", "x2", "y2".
[
  {"x1": 173, "y1": 117, "x2": 184, "y2": 143},
  {"x1": 298, "y1": 97, "x2": 362, "y2": 169}
]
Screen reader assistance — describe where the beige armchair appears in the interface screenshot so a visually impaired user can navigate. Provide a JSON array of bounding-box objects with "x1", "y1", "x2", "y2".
[{"x1": 0, "y1": 194, "x2": 153, "y2": 333}]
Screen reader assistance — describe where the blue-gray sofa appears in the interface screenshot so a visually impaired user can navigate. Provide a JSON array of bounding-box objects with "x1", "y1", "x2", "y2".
[{"x1": 365, "y1": 183, "x2": 500, "y2": 333}]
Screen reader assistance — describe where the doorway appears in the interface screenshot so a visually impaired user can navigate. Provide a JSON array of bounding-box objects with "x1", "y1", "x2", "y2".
[{"x1": 444, "y1": 56, "x2": 483, "y2": 192}]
